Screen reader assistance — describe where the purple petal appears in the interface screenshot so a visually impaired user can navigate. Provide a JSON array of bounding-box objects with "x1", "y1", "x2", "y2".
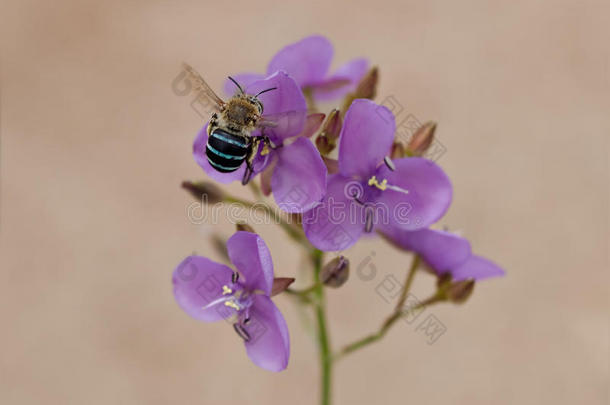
[
  {"x1": 338, "y1": 99, "x2": 396, "y2": 178},
  {"x1": 271, "y1": 138, "x2": 327, "y2": 213},
  {"x1": 381, "y1": 227, "x2": 471, "y2": 274},
  {"x1": 172, "y1": 256, "x2": 234, "y2": 322},
  {"x1": 451, "y1": 255, "x2": 505, "y2": 281},
  {"x1": 266, "y1": 35, "x2": 333, "y2": 87},
  {"x1": 222, "y1": 73, "x2": 265, "y2": 97},
  {"x1": 226, "y1": 231, "x2": 274, "y2": 295},
  {"x1": 375, "y1": 157, "x2": 452, "y2": 231},
  {"x1": 312, "y1": 58, "x2": 369, "y2": 101},
  {"x1": 243, "y1": 295, "x2": 290, "y2": 372},
  {"x1": 193, "y1": 123, "x2": 246, "y2": 184},
  {"x1": 302, "y1": 174, "x2": 365, "y2": 251},
  {"x1": 246, "y1": 71, "x2": 307, "y2": 142}
]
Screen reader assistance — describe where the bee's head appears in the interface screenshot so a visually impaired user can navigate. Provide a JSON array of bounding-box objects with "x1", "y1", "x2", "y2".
[
  {"x1": 248, "y1": 97, "x2": 264, "y2": 115},
  {"x1": 227, "y1": 76, "x2": 277, "y2": 117}
]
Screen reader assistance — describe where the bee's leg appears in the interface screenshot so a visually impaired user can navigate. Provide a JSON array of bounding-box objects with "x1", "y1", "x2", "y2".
[
  {"x1": 241, "y1": 138, "x2": 260, "y2": 186},
  {"x1": 207, "y1": 113, "x2": 219, "y2": 136},
  {"x1": 259, "y1": 129, "x2": 280, "y2": 155}
]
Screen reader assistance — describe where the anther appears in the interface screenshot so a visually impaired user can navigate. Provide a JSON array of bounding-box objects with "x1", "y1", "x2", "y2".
[
  {"x1": 224, "y1": 300, "x2": 240, "y2": 310},
  {"x1": 368, "y1": 176, "x2": 388, "y2": 191},
  {"x1": 384, "y1": 156, "x2": 396, "y2": 171},
  {"x1": 364, "y1": 206, "x2": 374, "y2": 233},
  {"x1": 233, "y1": 323, "x2": 251, "y2": 342},
  {"x1": 222, "y1": 285, "x2": 233, "y2": 295},
  {"x1": 231, "y1": 272, "x2": 239, "y2": 284}
]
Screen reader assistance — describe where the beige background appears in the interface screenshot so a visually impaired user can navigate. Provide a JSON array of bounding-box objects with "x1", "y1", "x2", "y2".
[{"x1": 1, "y1": 0, "x2": 608, "y2": 404}]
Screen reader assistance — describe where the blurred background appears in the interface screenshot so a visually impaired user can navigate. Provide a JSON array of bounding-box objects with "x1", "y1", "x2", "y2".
[{"x1": 1, "y1": 0, "x2": 608, "y2": 404}]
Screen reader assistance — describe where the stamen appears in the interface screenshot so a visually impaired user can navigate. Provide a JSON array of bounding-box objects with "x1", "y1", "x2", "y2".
[
  {"x1": 386, "y1": 184, "x2": 409, "y2": 195},
  {"x1": 365, "y1": 206, "x2": 374, "y2": 233},
  {"x1": 384, "y1": 156, "x2": 396, "y2": 171},
  {"x1": 368, "y1": 176, "x2": 388, "y2": 190},
  {"x1": 231, "y1": 272, "x2": 239, "y2": 283},
  {"x1": 233, "y1": 323, "x2": 251, "y2": 342},
  {"x1": 222, "y1": 285, "x2": 233, "y2": 295},
  {"x1": 224, "y1": 300, "x2": 241, "y2": 311},
  {"x1": 367, "y1": 175, "x2": 410, "y2": 195},
  {"x1": 201, "y1": 295, "x2": 231, "y2": 310}
]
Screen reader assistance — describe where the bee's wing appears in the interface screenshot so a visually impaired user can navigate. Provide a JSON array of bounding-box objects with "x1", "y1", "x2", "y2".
[
  {"x1": 257, "y1": 109, "x2": 310, "y2": 139},
  {"x1": 181, "y1": 62, "x2": 225, "y2": 111}
]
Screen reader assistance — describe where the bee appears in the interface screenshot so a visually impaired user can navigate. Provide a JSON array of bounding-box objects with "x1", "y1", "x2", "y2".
[{"x1": 182, "y1": 63, "x2": 279, "y2": 185}]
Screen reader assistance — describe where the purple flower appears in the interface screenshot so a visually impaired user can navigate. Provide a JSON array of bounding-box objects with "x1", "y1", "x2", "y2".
[
  {"x1": 172, "y1": 231, "x2": 290, "y2": 372},
  {"x1": 193, "y1": 71, "x2": 327, "y2": 213},
  {"x1": 382, "y1": 227, "x2": 505, "y2": 281},
  {"x1": 302, "y1": 99, "x2": 453, "y2": 251},
  {"x1": 223, "y1": 35, "x2": 368, "y2": 101}
]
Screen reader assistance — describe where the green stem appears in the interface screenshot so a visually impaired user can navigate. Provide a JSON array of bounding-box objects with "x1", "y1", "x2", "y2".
[
  {"x1": 287, "y1": 282, "x2": 322, "y2": 297},
  {"x1": 312, "y1": 249, "x2": 332, "y2": 405},
  {"x1": 394, "y1": 254, "x2": 420, "y2": 311},
  {"x1": 335, "y1": 293, "x2": 445, "y2": 360},
  {"x1": 223, "y1": 195, "x2": 307, "y2": 248}
]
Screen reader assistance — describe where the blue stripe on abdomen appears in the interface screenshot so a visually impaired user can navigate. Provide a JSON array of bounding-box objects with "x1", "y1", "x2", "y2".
[
  {"x1": 210, "y1": 131, "x2": 248, "y2": 148},
  {"x1": 206, "y1": 143, "x2": 247, "y2": 160},
  {"x1": 207, "y1": 158, "x2": 241, "y2": 172}
]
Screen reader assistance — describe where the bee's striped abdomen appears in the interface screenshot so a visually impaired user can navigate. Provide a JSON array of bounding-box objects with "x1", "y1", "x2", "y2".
[{"x1": 206, "y1": 129, "x2": 249, "y2": 173}]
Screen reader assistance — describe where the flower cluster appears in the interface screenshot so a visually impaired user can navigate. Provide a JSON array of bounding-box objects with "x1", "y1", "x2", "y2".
[{"x1": 175, "y1": 35, "x2": 505, "y2": 375}]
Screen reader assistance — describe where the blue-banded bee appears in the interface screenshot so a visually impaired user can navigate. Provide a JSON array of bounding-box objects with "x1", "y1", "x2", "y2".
[{"x1": 182, "y1": 63, "x2": 278, "y2": 185}]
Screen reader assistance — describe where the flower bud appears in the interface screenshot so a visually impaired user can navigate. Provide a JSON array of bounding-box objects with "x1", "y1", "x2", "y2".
[
  {"x1": 299, "y1": 113, "x2": 326, "y2": 138},
  {"x1": 390, "y1": 142, "x2": 406, "y2": 159},
  {"x1": 354, "y1": 66, "x2": 378, "y2": 100},
  {"x1": 320, "y1": 256, "x2": 350, "y2": 288},
  {"x1": 322, "y1": 109, "x2": 342, "y2": 141},
  {"x1": 446, "y1": 279, "x2": 475, "y2": 304},
  {"x1": 271, "y1": 277, "x2": 295, "y2": 296},
  {"x1": 316, "y1": 135, "x2": 332, "y2": 155},
  {"x1": 406, "y1": 121, "x2": 436, "y2": 157},
  {"x1": 342, "y1": 67, "x2": 379, "y2": 112},
  {"x1": 181, "y1": 181, "x2": 224, "y2": 204},
  {"x1": 316, "y1": 109, "x2": 342, "y2": 155},
  {"x1": 236, "y1": 222, "x2": 255, "y2": 233}
]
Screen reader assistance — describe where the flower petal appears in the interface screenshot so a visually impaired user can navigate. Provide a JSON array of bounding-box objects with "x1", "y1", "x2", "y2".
[
  {"x1": 226, "y1": 231, "x2": 274, "y2": 295},
  {"x1": 381, "y1": 227, "x2": 471, "y2": 274},
  {"x1": 266, "y1": 35, "x2": 333, "y2": 87},
  {"x1": 222, "y1": 72, "x2": 265, "y2": 97},
  {"x1": 338, "y1": 99, "x2": 395, "y2": 178},
  {"x1": 271, "y1": 138, "x2": 327, "y2": 213},
  {"x1": 260, "y1": 153, "x2": 278, "y2": 196},
  {"x1": 193, "y1": 124, "x2": 246, "y2": 184},
  {"x1": 375, "y1": 157, "x2": 452, "y2": 231},
  {"x1": 172, "y1": 256, "x2": 234, "y2": 322},
  {"x1": 312, "y1": 58, "x2": 369, "y2": 101},
  {"x1": 246, "y1": 71, "x2": 307, "y2": 142},
  {"x1": 243, "y1": 295, "x2": 290, "y2": 372},
  {"x1": 451, "y1": 255, "x2": 505, "y2": 281},
  {"x1": 302, "y1": 174, "x2": 365, "y2": 251}
]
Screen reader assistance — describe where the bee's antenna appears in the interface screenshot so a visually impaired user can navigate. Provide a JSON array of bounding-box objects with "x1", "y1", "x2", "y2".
[
  {"x1": 255, "y1": 87, "x2": 278, "y2": 97},
  {"x1": 227, "y1": 76, "x2": 245, "y2": 94}
]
